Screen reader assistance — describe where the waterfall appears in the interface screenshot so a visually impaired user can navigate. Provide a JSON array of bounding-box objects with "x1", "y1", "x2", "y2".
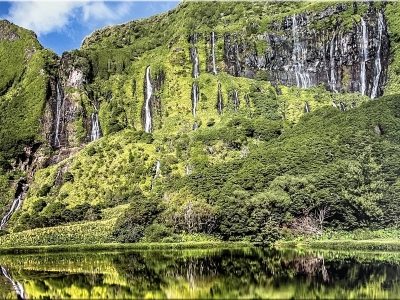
[
  {"x1": 340, "y1": 102, "x2": 346, "y2": 111},
  {"x1": 304, "y1": 102, "x2": 310, "y2": 113},
  {"x1": 217, "y1": 83, "x2": 223, "y2": 115},
  {"x1": 330, "y1": 33, "x2": 338, "y2": 93},
  {"x1": 190, "y1": 47, "x2": 200, "y2": 78},
  {"x1": 90, "y1": 114, "x2": 101, "y2": 141},
  {"x1": 245, "y1": 93, "x2": 253, "y2": 118},
  {"x1": 186, "y1": 165, "x2": 191, "y2": 175},
  {"x1": 154, "y1": 161, "x2": 161, "y2": 179},
  {"x1": 371, "y1": 12, "x2": 384, "y2": 99},
  {"x1": 144, "y1": 66, "x2": 153, "y2": 133},
  {"x1": 245, "y1": 93, "x2": 250, "y2": 107},
  {"x1": 0, "y1": 192, "x2": 24, "y2": 230},
  {"x1": 360, "y1": 17, "x2": 368, "y2": 96},
  {"x1": 193, "y1": 121, "x2": 198, "y2": 131},
  {"x1": 54, "y1": 83, "x2": 63, "y2": 147},
  {"x1": 233, "y1": 90, "x2": 239, "y2": 111},
  {"x1": 332, "y1": 102, "x2": 338, "y2": 109},
  {"x1": 292, "y1": 14, "x2": 311, "y2": 89},
  {"x1": 192, "y1": 83, "x2": 199, "y2": 117},
  {"x1": 211, "y1": 32, "x2": 217, "y2": 75},
  {"x1": 234, "y1": 44, "x2": 241, "y2": 76},
  {"x1": 1, "y1": 266, "x2": 26, "y2": 299},
  {"x1": 90, "y1": 105, "x2": 101, "y2": 142}
]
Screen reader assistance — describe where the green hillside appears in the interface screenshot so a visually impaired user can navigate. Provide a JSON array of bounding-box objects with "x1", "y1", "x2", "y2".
[{"x1": 1, "y1": 1, "x2": 400, "y2": 246}]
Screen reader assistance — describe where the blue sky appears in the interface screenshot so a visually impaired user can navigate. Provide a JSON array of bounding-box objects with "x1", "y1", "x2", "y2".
[{"x1": 0, "y1": 1, "x2": 180, "y2": 55}]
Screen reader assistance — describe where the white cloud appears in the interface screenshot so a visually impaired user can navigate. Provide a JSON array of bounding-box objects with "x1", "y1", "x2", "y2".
[
  {"x1": 82, "y1": 2, "x2": 133, "y2": 23},
  {"x1": 4, "y1": 1, "x2": 83, "y2": 36},
  {"x1": 2, "y1": 1, "x2": 133, "y2": 36}
]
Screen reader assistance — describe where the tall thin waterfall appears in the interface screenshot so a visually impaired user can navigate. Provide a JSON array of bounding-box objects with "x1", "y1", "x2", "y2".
[
  {"x1": 371, "y1": 12, "x2": 384, "y2": 99},
  {"x1": 217, "y1": 83, "x2": 223, "y2": 115},
  {"x1": 304, "y1": 102, "x2": 310, "y2": 113},
  {"x1": 292, "y1": 14, "x2": 311, "y2": 88},
  {"x1": 330, "y1": 33, "x2": 338, "y2": 93},
  {"x1": 245, "y1": 93, "x2": 253, "y2": 118},
  {"x1": 1, "y1": 266, "x2": 26, "y2": 299},
  {"x1": 0, "y1": 192, "x2": 23, "y2": 230},
  {"x1": 234, "y1": 44, "x2": 241, "y2": 75},
  {"x1": 360, "y1": 17, "x2": 368, "y2": 96},
  {"x1": 54, "y1": 83, "x2": 63, "y2": 147},
  {"x1": 192, "y1": 82, "x2": 199, "y2": 117},
  {"x1": 90, "y1": 105, "x2": 101, "y2": 141},
  {"x1": 144, "y1": 66, "x2": 153, "y2": 133},
  {"x1": 211, "y1": 32, "x2": 217, "y2": 75},
  {"x1": 233, "y1": 90, "x2": 239, "y2": 111},
  {"x1": 190, "y1": 47, "x2": 200, "y2": 78},
  {"x1": 154, "y1": 161, "x2": 160, "y2": 179}
]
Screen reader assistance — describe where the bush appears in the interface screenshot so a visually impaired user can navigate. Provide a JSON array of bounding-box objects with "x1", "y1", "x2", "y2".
[{"x1": 142, "y1": 223, "x2": 174, "y2": 242}]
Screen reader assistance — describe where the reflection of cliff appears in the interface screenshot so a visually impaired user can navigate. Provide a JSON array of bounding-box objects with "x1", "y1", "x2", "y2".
[
  {"x1": 1, "y1": 249, "x2": 400, "y2": 299},
  {"x1": 1, "y1": 266, "x2": 27, "y2": 300}
]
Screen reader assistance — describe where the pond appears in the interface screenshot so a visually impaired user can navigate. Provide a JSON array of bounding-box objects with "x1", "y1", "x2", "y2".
[{"x1": 1, "y1": 247, "x2": 400, "y2": 299}]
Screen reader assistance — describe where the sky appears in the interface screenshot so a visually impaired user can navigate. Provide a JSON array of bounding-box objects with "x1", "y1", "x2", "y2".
[{"x1": 0, "y1": 1, "x2": 180, "y2": 55}]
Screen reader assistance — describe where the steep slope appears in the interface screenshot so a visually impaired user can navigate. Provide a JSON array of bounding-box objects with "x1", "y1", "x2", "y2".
[{"x1": 1, "y1": 1, "x2": 400, "y2": 244}]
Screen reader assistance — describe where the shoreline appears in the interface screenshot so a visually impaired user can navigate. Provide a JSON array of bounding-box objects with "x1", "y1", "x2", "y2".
[
  {"x1": 277, "y1": 239, "x2": 400, "y2": 251},
  {"x1": 0, "y1": 241, "x2": 253, "y2": 254}
]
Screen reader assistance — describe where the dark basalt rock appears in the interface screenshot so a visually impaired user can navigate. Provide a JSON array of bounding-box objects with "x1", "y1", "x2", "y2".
[{"x1": 221, "y1": 7, "x2": 389, "y2": 98}]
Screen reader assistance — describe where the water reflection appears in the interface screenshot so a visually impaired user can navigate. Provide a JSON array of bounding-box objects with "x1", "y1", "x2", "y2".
[
  {"x1": 1, "y1": 266, "x2": 27, "y2": 299},
  {"x1": 1, "y1": 248, "x2": 400, "y2": 298}
]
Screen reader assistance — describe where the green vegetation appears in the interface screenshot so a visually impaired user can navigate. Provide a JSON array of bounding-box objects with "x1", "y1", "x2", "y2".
[
  {"x1": 2, "y1": 248, "x2": 400, "y2": 299},
  {"x1": 1, "y1": 1, "x2": 400, "y2": 248}
]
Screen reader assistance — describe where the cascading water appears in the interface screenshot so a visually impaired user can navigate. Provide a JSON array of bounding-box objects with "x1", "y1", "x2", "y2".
[
  {"x1": 90, "y1": 105, "x2": 101, "y2": 142},
  {"x1": 186, "y1": 165, "x2": 191, "y2": 175},
  {"x1": 330, "y1": 33, "x2": 338, "y2": 93},
  {"x1": 360, "y1": 17, "x2": 368, "y2": 96},
  {"x1": 340, "y1": 102, "x2": 346, "y2": 111},
  {"x1": 144, "y1": 66, "x2": 153, "y2": 133},
  {"x1": 0, "y1": 191, "x2": 24, "y2": 230},
  {"x1": 193, "y1": 122, "x2": 198, "y2": 131},
  {"x1": 304, "y1": 102, "x2": 310, "y2": 113},
  {"x1": 235, "y1": 44, "x2": 241, "y2": 76},
  {"x1": 211, "y1": 32, "x2": 217, "y2": 75},
  {"x1": 1, "y1": 266, "x2": 26, "y2": 299},
  {"x1": 192, "y1": 33, "x2": 199, "y2": 78},
  {"x1": 332, "y1": 102, "x2": 338, "y2": 109},
  {"x1": 292, "y1": 14, "x2": 311, "y2": 89},
  {"x1": 371, "y1": 12, "x2": 384, "y2": 99},
  {"x1": 154, "y1": 161, "x2": 161, "y2": 179},
  {"x1": 54, "y1": 83, "x2": 63, "y2": 147},
  {"x1": 233, "y1": 90, "x2": 239, "y2": 111},
  {"x1": 192, "y1": 83, "x2": 199, "y2": 117},
  {"x1": 245, "y1": 93, "x2": 253, "y2": 118},
  {"x1": 217, "y1": 83, "x2": 223, "y2": 115}
]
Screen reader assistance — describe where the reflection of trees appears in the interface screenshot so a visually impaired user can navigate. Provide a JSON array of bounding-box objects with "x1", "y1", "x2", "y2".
[
  {"x1": 289, "y1": 254, "x2": 329, "y2": 282},
  {"x1": 112, "y1": 252, "x2": 165, "y2": 298},
  {"x1": 2, "y1": 249, "x2": 400, "y2": 298}
]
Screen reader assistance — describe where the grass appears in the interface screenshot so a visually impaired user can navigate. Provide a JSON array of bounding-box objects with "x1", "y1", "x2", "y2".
[
  {"x1": 0, "y1": 241, "x2": 252, "y2": 254},
  {"x1": 278, "y1": 239, "x2": 400, "y2": 251}
]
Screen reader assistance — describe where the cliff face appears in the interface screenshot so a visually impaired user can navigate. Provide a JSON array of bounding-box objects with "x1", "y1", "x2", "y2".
[{"x1": 221, "y1": 5, "x2": 389, "y2": 98}]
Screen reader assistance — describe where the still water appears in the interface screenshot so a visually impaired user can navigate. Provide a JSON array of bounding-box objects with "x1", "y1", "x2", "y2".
[{"x1": 1, "y1": 247, "x2": 400, "y2": 299}]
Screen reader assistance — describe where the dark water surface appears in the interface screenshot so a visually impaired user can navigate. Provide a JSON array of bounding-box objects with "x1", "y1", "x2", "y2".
[{"x1": 1, "y1": 247, "x2": 400, "y2": 299}]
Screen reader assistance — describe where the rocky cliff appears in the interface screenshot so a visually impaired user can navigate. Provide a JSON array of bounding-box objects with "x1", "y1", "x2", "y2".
[{"x1": 1, "y1": 1, "x2": 400, "y2": 243}]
